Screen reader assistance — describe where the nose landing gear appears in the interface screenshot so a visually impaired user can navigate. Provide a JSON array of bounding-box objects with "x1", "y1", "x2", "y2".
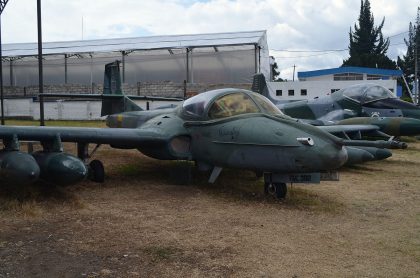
[{"x1": 264, "y1": 182, "x2": 287, "y2": 199}]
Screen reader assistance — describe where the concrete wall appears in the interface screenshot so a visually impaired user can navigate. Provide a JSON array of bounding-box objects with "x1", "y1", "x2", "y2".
[
  {"x1": 1, "y1": 98, "x2": 103, "y2": 120},
  {"x1": 3, "y1": 82, "x2": 251, "y2": 98}
]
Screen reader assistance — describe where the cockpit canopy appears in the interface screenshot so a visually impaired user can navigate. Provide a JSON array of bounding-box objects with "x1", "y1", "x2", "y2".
[
  {"x1": 182, "y1": 89, "x2": 285, "y2": 120},
  {"x1": 340, "y1": 84, "x2": 395, "y2": 104}
]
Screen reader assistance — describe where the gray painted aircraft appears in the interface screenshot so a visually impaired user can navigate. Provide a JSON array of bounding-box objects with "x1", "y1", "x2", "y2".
[
  {"x1": 252, "y1": 74, "x2": 420, "y2": 137},
  {"x1": 250, "y1": 74, "x2": 408, "y2": 164},
  {"x1": 0, "y1": 62, "x2": 405, "y2": 199}
]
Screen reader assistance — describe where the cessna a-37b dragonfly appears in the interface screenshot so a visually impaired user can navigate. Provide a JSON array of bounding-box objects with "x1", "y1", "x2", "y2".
[{"x1": 0, "y1": 61, "x2": 404, "y2": 198}]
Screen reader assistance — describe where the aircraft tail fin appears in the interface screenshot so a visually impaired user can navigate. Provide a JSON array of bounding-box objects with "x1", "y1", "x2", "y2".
[
  {"x1": 251, "y1": 73, "x2": 278, "y2": 104},
  {"x1": 101, "y1": 60, "x2": 143, "y2": 116}
]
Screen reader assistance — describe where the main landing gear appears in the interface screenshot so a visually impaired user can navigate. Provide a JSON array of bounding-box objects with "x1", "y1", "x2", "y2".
[
  {"x1": 263, "y1": 173, "x2": 288, "y2": 199},
  {"x1": 264, "y1": 182, "x2": 287, "y2": 199},
  {"x1": 78, "y1": 143, "x2": 105, "y2": 183},
  {"x1": 89, "y1": 159, "x2": 105, "y2": 183}
]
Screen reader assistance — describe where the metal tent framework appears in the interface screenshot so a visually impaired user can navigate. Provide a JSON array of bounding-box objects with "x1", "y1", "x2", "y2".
[{"x1": 2, "y1": 30, "x2": 269, "y2": 87}]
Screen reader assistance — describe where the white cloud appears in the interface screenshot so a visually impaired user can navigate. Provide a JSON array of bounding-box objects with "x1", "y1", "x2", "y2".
[{"x1": 1, "y1": 0, "x2": 418, "y2": 79}]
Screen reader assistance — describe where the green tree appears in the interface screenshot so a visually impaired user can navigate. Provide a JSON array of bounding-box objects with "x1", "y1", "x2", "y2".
[
  {"x1": 342, "y1": 0, "x2": 396, "y2": 69},
  {"x1": 398, "y1": 7, "x2": 420, "y2": 98},
  {"x1": 271, "y1": 61, "x2": 281, "y2": 81}
]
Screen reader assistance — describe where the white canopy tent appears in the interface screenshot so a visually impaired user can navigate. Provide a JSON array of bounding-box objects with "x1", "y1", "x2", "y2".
[{"x1": 2, "y1": 30, "x2": 269, "y2": 86}]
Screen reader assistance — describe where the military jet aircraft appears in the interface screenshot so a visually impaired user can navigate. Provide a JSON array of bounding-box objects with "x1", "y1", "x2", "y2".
[
  {"x1": 0, "y1": 62, "x2": 404, "y2": 199},
  {"x1": 252, "y1": 74, "x2": 420, "y2": 137},
  {"x1": 279, "y1": 83, "x2": 420, "y2": 121}
]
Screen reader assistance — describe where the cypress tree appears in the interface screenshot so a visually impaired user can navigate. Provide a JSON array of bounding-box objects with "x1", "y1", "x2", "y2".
[
  {"x1": 398, "y1": 7, "x2": 420, "y2": 98},
  {"x1": 342, "y1": 0, "x2": 396, "y2": 69}
]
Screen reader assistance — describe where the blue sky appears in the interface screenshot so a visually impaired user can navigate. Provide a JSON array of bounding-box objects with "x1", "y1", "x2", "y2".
[{"x1": 1, "y1": 0, "x2": 418, "y2": 80}]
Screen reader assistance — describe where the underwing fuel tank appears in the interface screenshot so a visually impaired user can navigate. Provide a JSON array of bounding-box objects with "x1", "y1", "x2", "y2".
[
  {"x1": 0, "y1": 150, "x2": 40, "y2": 186},
  {"x1": 32, "y1": 152, "x2": 88, "y2": 186}
]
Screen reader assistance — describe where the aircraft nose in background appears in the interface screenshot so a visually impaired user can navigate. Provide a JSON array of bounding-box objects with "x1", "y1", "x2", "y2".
[{"x1": 398, "y1": 117, "x2": 420, "y2": 136}]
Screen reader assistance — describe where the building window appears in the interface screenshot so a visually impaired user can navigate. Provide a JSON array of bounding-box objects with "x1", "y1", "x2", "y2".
[
  {"x1": 331, "y1": 89, "x2": 340, "y2": 94},
  {"x1": 333, "y1": 73, "x2": 363, "y2": 81},
  {"x1": 276, "y1": 90, "x2": 282, "y2": 96},
  {"x1": 288, "y1": 89, "x2": 295, "y2": 96},
  {"x1": 367, "y1": 74, "x2": 382, "y2": 80},
  {"x1": 300, "y1": 89, "x2": 307, "y2": 96}
]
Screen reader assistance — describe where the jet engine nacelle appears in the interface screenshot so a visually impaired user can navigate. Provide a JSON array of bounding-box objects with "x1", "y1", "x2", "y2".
[
  {"x1": 0, "y1": 150, "x2": 40, "y2": 186},
  {"x1": 32, "y1": 151, "x2": 88, "y2": 186}
]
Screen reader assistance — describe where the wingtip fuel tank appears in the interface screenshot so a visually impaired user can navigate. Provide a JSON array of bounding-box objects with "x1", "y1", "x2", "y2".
[
  {"x1": 32, "y1": 152, "x2": 88, "y2": 186},
  {"x1": 0, "y1": 151, "x2": 40, "y2": 186}
]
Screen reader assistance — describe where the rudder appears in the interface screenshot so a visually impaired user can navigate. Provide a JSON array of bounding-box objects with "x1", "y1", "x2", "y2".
[
  {"x1": 101, "y1": 60, "x2": 142, "y2": 116},
  {"x1": 251, "y1": 73, "x2": 278, "y2": 104}
]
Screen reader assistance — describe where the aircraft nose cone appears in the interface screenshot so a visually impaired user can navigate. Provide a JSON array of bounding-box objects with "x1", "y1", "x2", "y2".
[
  {"x1": 373, "y1": 148, "x2": 392, "y2": 160},
  {"x1": 344, "y1": 147, "x2": 377, "y2": 166},
  {"x1": 361, "y1": 150, "x2": 375, "y2": 161}
]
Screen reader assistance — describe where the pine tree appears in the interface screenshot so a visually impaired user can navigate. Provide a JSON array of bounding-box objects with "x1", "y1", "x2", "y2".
[{"x1": 342, "y1": 0, "x2": 396, "y2": 69}]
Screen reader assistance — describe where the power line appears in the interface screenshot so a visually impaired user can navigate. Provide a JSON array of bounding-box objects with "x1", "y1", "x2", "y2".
[
  {"x1": 270, "y1": 48, "x2": 347, "y2": 53},
  {"x1": 271, "y1": 41, "x2": 408, "y2": 59},
  {"x1": 388, "y1": 31, "x2": 409, "y2": 38},
  {"x1": 272, "y1": 51, "x2": 346, "y2": 59},
  {"x1": 269, "y1": 30, "x2": 409, "y2": 55}
]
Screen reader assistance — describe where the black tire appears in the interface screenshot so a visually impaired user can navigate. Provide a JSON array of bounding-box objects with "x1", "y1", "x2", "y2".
[
  {"x1": 89, "y1": 159, "x2": 105, "y2": 183},
  {"x1": 265, "y1": 182, "x2": 287, "y2": 199}
]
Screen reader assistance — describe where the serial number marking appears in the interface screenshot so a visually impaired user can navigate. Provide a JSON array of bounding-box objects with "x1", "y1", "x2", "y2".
[{"x1": 289, "y1": 175, "x2": 312, "y2": 182}]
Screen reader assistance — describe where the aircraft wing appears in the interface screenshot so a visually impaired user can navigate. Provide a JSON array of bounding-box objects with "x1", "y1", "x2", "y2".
[
  {"x1": 318, "y1": 124, "x2": 380, "y2": 134},
  {"x1": 0, "y1": 125, "x2": 167, "y2": 148}
]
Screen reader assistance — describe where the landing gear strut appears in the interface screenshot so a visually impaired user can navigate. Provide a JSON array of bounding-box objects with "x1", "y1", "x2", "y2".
[
  {"x1": 263, "y1": 173, "x2": 288, "y2": 199},
  {"x1": 77, "y1": 143, "x2": 105, "y2": 183},
  {"x1": 264, "y1": 182, "x2": 287, "y2": 199}
]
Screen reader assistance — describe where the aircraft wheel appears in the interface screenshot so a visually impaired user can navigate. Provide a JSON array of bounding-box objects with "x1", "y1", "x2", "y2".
[
  {"x1": 89, "y1": 159, "x2": 105, "y2": 183},
  {"x1": 265, "y1": 182, "x2": 287, "y2": 199}
]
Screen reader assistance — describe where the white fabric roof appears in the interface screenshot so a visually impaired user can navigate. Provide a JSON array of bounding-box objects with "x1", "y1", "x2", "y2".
[{"x1": 3, "y1": 30, "x2": 267, "y2": 57}]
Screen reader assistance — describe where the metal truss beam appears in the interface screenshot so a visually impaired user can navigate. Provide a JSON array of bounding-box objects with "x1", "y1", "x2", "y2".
[{"x1": 0, "y1": 1, "x2": 8, "y2": 14}]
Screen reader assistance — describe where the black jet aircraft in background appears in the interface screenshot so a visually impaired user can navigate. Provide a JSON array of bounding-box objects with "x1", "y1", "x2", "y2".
[{"x1": 252, "y1": 74, "x2": 420, "y2": 137}]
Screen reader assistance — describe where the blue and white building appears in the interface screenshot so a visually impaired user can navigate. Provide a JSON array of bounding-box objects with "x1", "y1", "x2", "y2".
[{"x1": 267, "y1": 66, "x2": 403, "y2": 101}]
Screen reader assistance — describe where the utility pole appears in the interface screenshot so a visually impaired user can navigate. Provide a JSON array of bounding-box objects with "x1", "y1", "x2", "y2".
[
  {"x1": 37, "y1": 0, "x2": 45, "y2": 126},
  {"x1": 0, "y1": 0, "x2": 9, "y2": 125},
  {"x1": 292, "y1": 64, "x2": 296, "y2": 81},
  {"x1": 399, "y1": 67, "x2": 415, "y2": 102},
  {"x1": 415, "y1": 46, "x2": 418, "y2": 105}
]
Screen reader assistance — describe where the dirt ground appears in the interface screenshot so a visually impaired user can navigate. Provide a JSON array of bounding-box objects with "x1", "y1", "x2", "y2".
[{"x1": 1, "y1": 141, "x2": 419, "y2": 278}]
